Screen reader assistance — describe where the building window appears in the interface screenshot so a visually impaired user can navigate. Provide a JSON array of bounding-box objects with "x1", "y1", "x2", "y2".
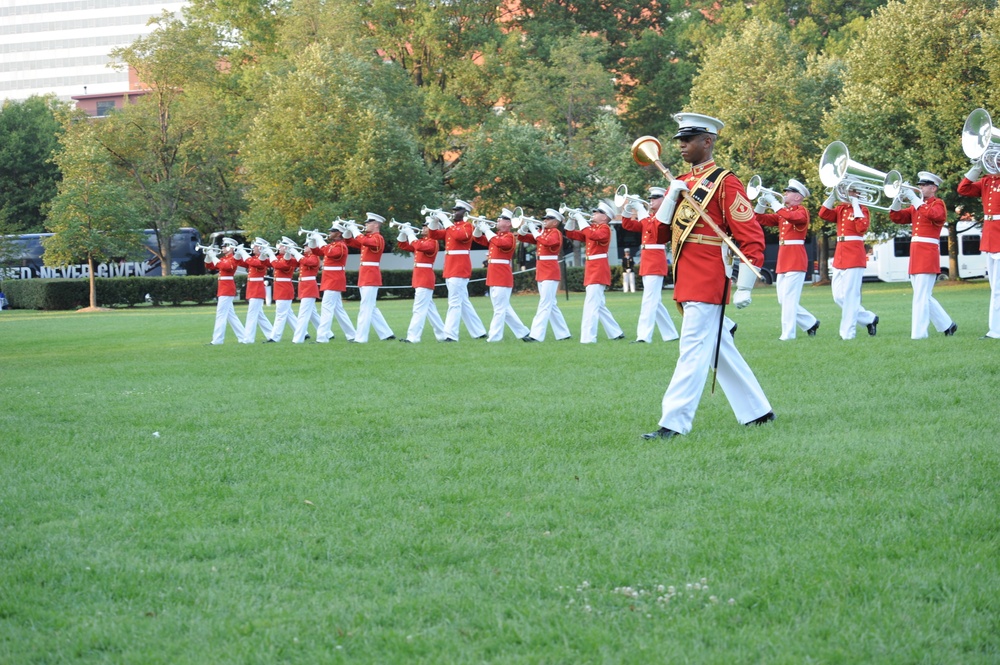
[{"x1": 95, "y1": 100, "x2": 116, "y2": 117}]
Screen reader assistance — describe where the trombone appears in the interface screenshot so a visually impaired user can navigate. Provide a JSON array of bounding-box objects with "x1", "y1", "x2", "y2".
[
  {"x1": 818, "y1": 141, "x2": 896, "y2": 212},
  {"x1": 613, "y1": 184, "x2": 649, "y2": 219}
]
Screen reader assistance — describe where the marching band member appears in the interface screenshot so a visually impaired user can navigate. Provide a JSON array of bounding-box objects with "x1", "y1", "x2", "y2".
[
  {"x1": 314, "y1": 224, "x2": 356, "y2": 343},
  {"x1": 520, "y1": 209, "x2": 572, "y2": 342},
  {"x1": 957, "y1": 158, "x2": 1000, "y2": 339},
  {"x1": 621, "y1": 187, "x2": 680, "y2": 343},
  {"x1": 292, "y1": 243, "x2": 322, "y2": 343},
  {"x1": 819, "y1": 184, "x2": 880, "y2": 339},
  {"x1": 643, "y1": 113, "x2": 773, "y2": 440},
  {"x1": 427, "y1": 199, "x2": 487, "y2": 341},
  {"x1": 621, "y1": 248, "x2": 636, "y2": 293},
  {"x1": 564, "y1": 200, "x2": 625, "y2": 343},
  {"x1": 890, "y1": 171, "x2": 957, "y2": 339},
  {"x1": 204, "y1": 238, "x2": 245, "y2": 344},
  {"x1": 266, "y1": 237, "x2": 300, "y2": 342},
  {"x1": 472, "y1": 209, "x2": 531, "y2": 342},
  {"x1": 345, "y1": 213, "x2": 395, "y2": 343},
  {"x1": 755, "y1": 179, "x2": 820, "y2": 340},
  {"x1": 238, "y1": 238, "x2": 275, "y2": 343},
  {"x1": 397, "y1": 223, "x2": 447, "y2": 343}
]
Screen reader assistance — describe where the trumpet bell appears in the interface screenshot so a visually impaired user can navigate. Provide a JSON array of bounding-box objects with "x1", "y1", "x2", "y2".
[
  {"x1": 883, "y1": 169, "x2": 903, "y2": 199},
  {"x1": 746, "y1": 175, "x2": 763, "y2": 199},
  {"x1": 962, "y1": 108, "x2": 998, "y2": 160},
  {"x1": 613, "y1": 184, "x2": 629, "y2": 209},
  {"x1": 631, "y1": 136, "x2": 663, "y2": 167}
]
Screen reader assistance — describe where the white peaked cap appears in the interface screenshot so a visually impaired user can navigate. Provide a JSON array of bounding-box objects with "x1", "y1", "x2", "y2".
[
  {"x1": 453, "y1": 199, "x2": 474, "y2": 213},
  {"x1": 544, "y1": 208, "x2": 564, "y2": 223},
  {"x1": 672, "y1": 112, "x2": 724, "y2": 139},
  {"x1": 648, "y1": 186, "x2": 667, "y2": 197},
  {"x1": 785, "y1": 179, "x2": 811, "y2": 198},
  {"x1": 279, "y1": 236, "x2": 298, "y2": 246},
  {"x1": 916, "y1": 171, "x2": 943, "y2": 187},
  {"x1": 221, "y1": 237, "x2": 238, "y2": 247},
  {"x1": 252, "y1": 237, "x2": 269, "y2": 247},
  {"x1": 499, "y1": 208, "x2": 515, "y2": 220},
  {"x1": 365, "y1": 213, "x2": 386, "y2": 224},
  {"x1": 592, "y1": 199, "x2": 618, "y2": 219}
]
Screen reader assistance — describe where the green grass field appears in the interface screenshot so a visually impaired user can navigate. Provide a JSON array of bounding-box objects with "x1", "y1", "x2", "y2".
[{"x1": 1, "y1": 280, "x2": 998, "y2": 663}]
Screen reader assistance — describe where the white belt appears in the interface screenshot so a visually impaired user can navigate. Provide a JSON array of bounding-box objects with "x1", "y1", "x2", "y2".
[
  {"x1": 985, "y1": 215, "x2": 1000, "y2": 220},
  {"x1": 415, "y1": 262, "x2": 433, "y2": 269},
  {"x1": 489, "y1": 259, "x2": 510, "y2": 264},
  {"x1": 538, "y1": 255, "x2": 558, "y2": 260},
  {"x1": 361, "y1": 261, "x2": 379, "y2": 267},
  {"x1": 779, "y1": 240, "x2": 804, "y2": 245},
  {"x1": 323, "y1": 266, "x2": 344, "y2": 271},
  {"x1": 275, "y1": 278, "x2": 292, "y2": 282},
  {"x1": 911, "y1": 236, "x2": 938, "y2": 244},
  {"x1": 837, "y1": 235, "x2": 864, "y2": 242},
  {"x1": 586, "y1": 253, "x2": 607, "y2": 260},
  {"x1": 642, "y1": 243, "x2": 665, "y2": 249},
  {"x1": 219, "y1": 276, "x2": 234, "y2": 280},
  {"x1": 248, "y1": 277, "x2": 264, "y2": 282},
  {"x1": 446, "y1": 250, "x2": 470, "y2": 255}
]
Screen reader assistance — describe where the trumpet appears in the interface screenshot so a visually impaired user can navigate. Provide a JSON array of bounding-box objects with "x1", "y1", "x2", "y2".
[
  {"x1": 613, "y1": 185, "x2": 649, "y2": 219},
  {"x1": 388, "y1": 218, "x2": 420, "y2": 232},
  {"x1": 963, "y1": 108, "x2": 1000, "y2": 174},
  {"x1": 332, "y1": 217, "x2": 364, "y2": 234},
  {"x1": 511, "y1": 206, "x2": 542, "y2": 234},
  {"x1": 195, "y1": 243, "x2": 221, "y2": 254},
  {"x1": 746, "y1": 175, "x2": 784, "y2": 208},
  {"x1": 558, "y1": 203, "x2": 592, "y2": 223},
  {"x1": 882, "y1": 171, "x2": 924, "y2": 207},
  {"x1": 467, "y1": 214, "x2": 497, "y2": 228},
  {"x1": 298, "y1": 227, "x2": 321, "y2": 237},
  {"x1": 818, "y1": 141, "x2": 895, "y2": 212}
]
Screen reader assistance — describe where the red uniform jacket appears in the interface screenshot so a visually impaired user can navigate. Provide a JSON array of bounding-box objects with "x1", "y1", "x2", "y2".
[
  {"x1": 957, "y1": 174, "x2": 1000, "y2": 252},
  {"x1": 428, "y1": 221, "x2": 474, "y2": 279},
  {"x1": 889, "y1": 197, "x2": 946, "y2": 275},
  {"x1": 620, "y1": 214, "x2": 669, "y2": 276},
  {"x1": 208, "y1": 255, "x2": 239, "y2": 297},
  {"x1": 474, "y1": 231, "x2": 516, "y2": 288},
  {"x1": 270, "y1": 256, "x2": 298, "y2": 301},
  {"x1": 347, "y1": 232, "x2": 385, "y2": 287},
  {"x1": 565, "y1": 224, "x2": 612, "y2": 286},
  {"x1": 316, "y1": 241, "x2": 349, "y2": 292},
  {"x1": 296, "y1": 253, "x2": 320, "y2": 299},
  {"x1": 239, "y1": 256, "x2": 270, "y2": 300},
  {"x1": 672, "y1": 162, "x2": 765, "y2": 304},
  {"x1": 398, "y1": 237, "x2": 440, "y2": 290},
  {"x1": 819, "y1": 203, "x2": 870, "y2": 269},
  {"x1": 757, "y1": 205, "x2": 810, "y2": 273},
  {"x1": 520, "y1": 228, "x2": 563, "y2": 282}
]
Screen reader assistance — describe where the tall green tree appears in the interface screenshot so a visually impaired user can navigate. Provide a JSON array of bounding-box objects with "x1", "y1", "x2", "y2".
[
  {"x1": 44, "y1": 114, "x2": 144, "y2": 309},
  {"x1": 0, "y1": 96, "x2": 66, "y2": 233}
]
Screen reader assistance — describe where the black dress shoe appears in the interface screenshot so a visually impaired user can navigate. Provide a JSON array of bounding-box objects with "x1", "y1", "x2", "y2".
[
  {"x1": 629, "y1": 339, "x2": 647, "y2": 344},
  {"x1": 867, "y1": 315, "x2": 879, "y2": 337},
  {"x1": 806, "y1": 321, "x2": 820, "y2": 337},
  {"x1": 641, "y1": 427, "x2": 680, "y2": 440},
  {"x1": 263, "y1": 338, "x2": 277, "y2": 343},
  {"x1": 384, "y1": 335, "x2": 396, "y2": 340},
  {"x1": 399, "y1": 338, "x2": 413, "y2": 343},
  {"x1": 474, "y1": 334, "x2": 487, "y2": 339},
  {"x1": 442, "y1": 338, "x2": 458, "y2": 343},
  {"x1": 729, "y1": 323, "x2": 738, "y2": 339},
  {"x1": 305, "y1": 334, "x2": 311, "y2": 340},
  {"x1": 943, "y1": 323, "x2": 957, "y2": 336},
  {"x1": 611, "y1": 334, "x2": 626, "y2": 340},
  {"x1": 746, "y1": 411, "x2": 776, "y2": 426},
  {"x1": 557, "y1": 336, "x2": 572, "y2": 341},
  {"x1": 521, "y1": 336, "x2": 538, "y2": 343},
  {"x1": 979, "y1": 334, "x2": 998, "y2": 340}
]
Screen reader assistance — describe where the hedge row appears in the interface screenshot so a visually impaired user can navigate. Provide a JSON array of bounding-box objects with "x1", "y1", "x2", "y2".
[{"x1": 2, "y1": 266, "x2": 644, "y2": 310}]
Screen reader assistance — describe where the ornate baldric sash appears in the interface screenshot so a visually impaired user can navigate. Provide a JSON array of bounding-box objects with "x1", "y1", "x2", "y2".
[{"x1": 670, "y1": 166, "x2": 729, "y2": 280}]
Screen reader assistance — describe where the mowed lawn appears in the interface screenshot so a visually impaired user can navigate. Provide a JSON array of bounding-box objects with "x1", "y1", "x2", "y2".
[{"x1": 1, "y1": 280, "x2": 998, "y2": 663}]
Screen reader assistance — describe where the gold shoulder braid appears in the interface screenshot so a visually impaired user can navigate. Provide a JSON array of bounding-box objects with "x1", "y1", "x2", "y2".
[{"x1": 670, "y1": 166, "x2": 729, "y2": 281}]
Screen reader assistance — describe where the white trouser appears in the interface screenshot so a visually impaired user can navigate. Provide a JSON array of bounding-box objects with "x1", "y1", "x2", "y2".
[
  {"x1": 317, "y1": 290, "x2": 356, "y2": 343},
  {"x1": 581, "y1": 284, "x2": 623, "y2": 343},
  {"x1": 211, "y1": 295, "x2": 245, "y2": 344},
  {"x1": 488, "y1": 286, "x2": 529, "y2": 342},
  {"x1": 909, "y1": 273, "x2": 953, "y2": 339},
  {"x1": 637, "y1": 275, "x2": 679, "y2": 342},
  {"x1": 443, "y1": 277, "x2": 486, "y2": 340},
  {"x1": 986, "y1": 253, "x2": 1000, "y2": 338},
  {"x1": 242, "y1": 298, "x2": 274, "y2": 343},
  {"x1": 623, "y1": 270, "x2": 636, "y2": 292},
  {"x1": 831, "y1": 267, "x2": 877, "y2": 339},
  {"x1": 270, "y1": 299, "x2": 296, "y2": 342},
  {"x1": 292, "y1": 298, "x2": 321, "y2": 343},
  {"x1": 775, "y1": 271, "x2": 818, "y2": 340},
  {"x1": 406, "y1": 287, "x2": 447, "y2": 342},
  {"x1": 530, "y1": 280, "x2": 571, "y2": 341},
  {"x1": 354, "y1": 286, "x2": 394, "y2": 343},
  {"x1": 659, "y1": 301, "x2": 772, "y2": 434}
]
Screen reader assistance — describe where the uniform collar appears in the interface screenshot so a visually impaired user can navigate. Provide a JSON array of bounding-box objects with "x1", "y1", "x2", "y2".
[{"x1": 689, "y1": 160, "x2": 717, "y2": 177}]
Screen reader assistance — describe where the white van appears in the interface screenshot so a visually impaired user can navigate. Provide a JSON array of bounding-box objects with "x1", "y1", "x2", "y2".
[{"x1": 870, "y1": 221, "x2": 985, "y2": 282}]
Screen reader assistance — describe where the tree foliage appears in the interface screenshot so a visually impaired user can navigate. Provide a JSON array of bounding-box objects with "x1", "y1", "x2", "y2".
[{"x1": 0, "y1": 96, "x2": 66, "y2": 233}]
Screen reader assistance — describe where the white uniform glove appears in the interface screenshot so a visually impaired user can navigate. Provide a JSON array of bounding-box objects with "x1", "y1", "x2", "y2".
[
  {"x1": 754, "y1": 200, "x2": 768, "y2": 214},
  {"x1": 655, "y1": 180, "x2": 689, "y2": 224},
  {"x1": 405, "y1": 228, "x2": 418, "y2": 244},
  {"x1": 398, "y1": 230, "x2": 409, "y2": 244},
  {"x1": 205, "y1": 250, "x2": 219, "y2": 265},
  {"x1": 437, "y1": 212, "x2": 453, "y2": 229},
  {"x1": 823, "y1": 191, "x2": 837, "y2": 209},
  {"x1": 309, "y1": 232, "x2": 327, "y2": 248},
  {"x1": 517, "y1": 224, "x2": 530, "y2": 236},
  {"x1": 482, "y1": 226, "x2": 496, "y2": 241},
  {"x1": 234, "y1": 247, "x2": 250, "y2": 261},
  {"x1": 425, "y1": 215, "x2": 442, "y2": 230},
  {"x1": 889, "y1": 195, "x2": 902, "y2": 212},
  {"x1": 849, "y1": 196, "x2": 864, "y2": 219},
  {"x1": 564, "y1": 216, "x2": 577, "y2": 232},
  {"x1": 341, "y1": 225, "x2": 355, "y2": 239},
  {"x1": 966, "y1": 159, "x2": 984, "y2": 183},
  {"x1": 904, "y1": 187, "x2": 923, "y2": 209},
  {"x1": 262, "y1": 247, "x2": 277, "y2": 262},
  {"x1": 472, "y1": 221, "x2": 484, "y2": 237},
  {"x1": 733, "y1": 263, "x2": 758, "y2": 309},
  {"x1": 530, "y1": 225, "x2": 542, "y2": 239}
]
